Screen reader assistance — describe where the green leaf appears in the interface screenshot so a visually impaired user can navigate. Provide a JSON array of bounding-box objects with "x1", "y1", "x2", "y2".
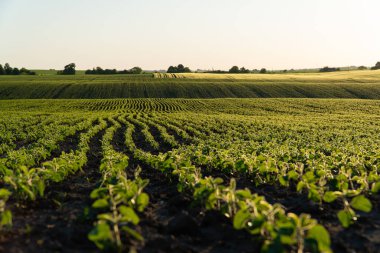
[
  {"x1": 337, "y1": 210, "x2": 353, "y2": 228},
  {"x1": 308, "y1": 188, "x2": 321, "y2": 202},
  {"x1": 0, "y1": 189, "x2": 11, "y2": 199},
  {"x1": 97, "y1": 213, "x2": 114, "y2": 222},
  {"x1": 287, "y1": 170, "x2": 298, "y2": 180},
  {"x1": 90, "y1": 188, "x2": 107, "y2": 199},
  {"x1": 351, "y1": 195, "x2": 372, "y2": 213},
  {"x1": 88, "y1": 223, "x2": 113, "y2": 250},
  {"x1": 307, "y1": 225, "x2": 331, "y2": 253},
  {"x1": 136, "y1": 193, "x2": 149, "y2": 212},
  {"x1": 371, "y1": 181, "x2": 380, "y2": 194},
  {"x1": 0, "y1": 210, "x2": 12, "y2": 228},
  {"x1": 296, "y1": 181, "x2": 305, "y2": 192},
  {"x1": 279, "y1": 176, "x2": 288, "y2": 187},
  {"x1": 92, "y1": 199, "x2": 109, "y2": 209},
  {"x1": 119, "y1": 206, "x2": 140, "y2": 225},
  {"x1": 122, "y1": 226, "x2": 144, "y2": 241},
  {"x1": 323, "y1": 191, "x2": 338, "y2": 203},
  {"x1": 37, "y1": 180, "x2": 45, "y2": 197},
  {"x1": 20, "y1": 184, "x2": 36, "y2": 201},
  {"x1": 214, "y1": 178, "x2": 224, "y2": 184},
  {"x1": 236, "y1": 189, "x2": 252, "y2": 199},
  {"x1": 233, "y1": 209, "x2": 250, "y2": 230}
]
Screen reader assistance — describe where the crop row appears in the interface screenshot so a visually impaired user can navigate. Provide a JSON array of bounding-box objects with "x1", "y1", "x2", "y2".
[{"x1": 88, "y1": 117, "x2": 149, "y2": 252}]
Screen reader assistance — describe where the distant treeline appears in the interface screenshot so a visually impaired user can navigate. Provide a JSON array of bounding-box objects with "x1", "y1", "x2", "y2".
[
  {"x1": 318, "y1": 62, "x2": 380, "y2": 72},
  {"x1": 205, "y1": 62, "x2": 380, "y2": 74},
  {"x1": 85, "y1": 66, "x2": 143, "y2": 75},
  {"x1": 0, "y1": 63, "x2": 36, "y2": 75},
  {"x1": 319, "y1": 67, "x2": 340, "y2": 73},
  {"x1": 167, "y1": 64, "x2": 191, "y2": 73},
  {"x1": 45, "y1": 61, "x2": 380, "y2": 76},
  {"x1": 205, "y1": 66, "x2": 268, "y2": 74}
]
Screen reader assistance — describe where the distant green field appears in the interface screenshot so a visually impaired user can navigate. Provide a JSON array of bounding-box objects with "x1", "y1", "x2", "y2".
[
  {"x1": 0, "y1": 70, "x2": 379, "y2": 99},
  {"x1": 32, "y1": 69, "x2": 86, "y2": 75}
]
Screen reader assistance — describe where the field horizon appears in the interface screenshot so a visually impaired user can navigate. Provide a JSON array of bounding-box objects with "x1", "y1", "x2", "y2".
[{"x1": 0, "y1": 70, "x2": 380, "y2": 99}]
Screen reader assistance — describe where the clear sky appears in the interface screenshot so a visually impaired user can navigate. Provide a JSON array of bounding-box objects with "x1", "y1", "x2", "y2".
[{"x1": 0, "y1": 0, "x2": 379, "y2": 70}]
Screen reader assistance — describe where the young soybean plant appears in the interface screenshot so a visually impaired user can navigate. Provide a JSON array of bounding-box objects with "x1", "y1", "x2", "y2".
[
  {"x1": 0, "y1": 188, "x2": 12, "y2": 229},
  {"x1": 88, "y1": 168, "x2": 149, "y2": 252},
  {"x1": 323, "y1": 191, "x2": 373, "y2": 228}
]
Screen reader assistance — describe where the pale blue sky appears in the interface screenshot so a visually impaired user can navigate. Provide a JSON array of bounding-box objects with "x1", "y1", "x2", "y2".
[{"x1": 0, "y1": 0, "x2": 379, "y2": 70}]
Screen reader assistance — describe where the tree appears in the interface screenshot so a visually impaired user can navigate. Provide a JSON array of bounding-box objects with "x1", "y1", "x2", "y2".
[
  {"x1": 177, "y1": 64, "x2": 185, "y2": 72},
  {"x1": 12, "y1": 68, "x2": 20, "y2": 75},
  {"x1": 129, "y1": 66, "x2": 143, "y2": 74},
  {"x1": 4, "y1": 63, "x2": 13, "y2": 75},
  {"x1": 0, "y1": 65, "x2": 34, "y2": 75},
  {"x1": 371, "y1": 62, "x2": 380, "y2": 70},
  {"x1": 20, "y1": 67, "x2": 35, "y2": 75},
  {"x1": 240, "y1": 67, "x2": 250, "y2": 73},
  {"x1": 260, "y1": 68, "x2": 267, "y2": 74},
  {"x1": 320, "y1": 66, "x2": 340, "y2": 72},
  {"x1": 58, "y1": 63, "x2": 76, "y2": 75},
  {"x1": 85, "y1": 66, "x2": 144, "y2": 75},
  {"x1": 167, "y1": 64, "x2": 191, "y2": 73},
  {"x1": 96, "y1": 67, "x2": 104, "y2": 73},
  {"x1": 104, "y1": 69, "x2": 117, "y2": 74},
  {"x1": 167, "y1": 66, "x2": 177, "y2": 73},
  {"x1": 358, "y1": 66, "x2": 367, "y2": 70},
  {"x1": 229, "y1": 66, "x2": 251, "y2": 73},
  {"x1": 229, "y1": 66, "x2": 240, "y2": 73}
]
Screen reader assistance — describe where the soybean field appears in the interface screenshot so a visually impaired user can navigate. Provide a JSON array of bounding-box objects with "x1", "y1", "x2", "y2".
[
  {"x1": 1, "y1": 70, "x2": 380, "y2": 99},
  {"x1": 0, "y1": 98, "x2": 379, "y2": 253}
]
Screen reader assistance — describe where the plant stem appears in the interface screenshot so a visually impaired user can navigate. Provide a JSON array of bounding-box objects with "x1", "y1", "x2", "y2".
[{"x1": 109, "y1": 185, "x2": 122, "y2": 252}]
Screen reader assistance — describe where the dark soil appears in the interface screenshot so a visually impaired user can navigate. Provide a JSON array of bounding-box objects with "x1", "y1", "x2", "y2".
[
  {"x1": 164, "y1": 126, "x2": 189, "y2": 146},
  {"x1": 161, "y1": 119, "x2": 198, "y2": 139},
  {"x1": 145, "y1": 124, "x2": 173, "y2": 153},
  {"x1": 126, "y1": 118, "x2": 159, "y2": 156},
  {"x1": 0, "y1": 127, "x2": 106, "y2": 253},
  {"x1": 149, "y1": 119, "x2": 191, "y2": 146},
  {"x1": 42, "y1": 128, "x2": 89, "y2": 163}
]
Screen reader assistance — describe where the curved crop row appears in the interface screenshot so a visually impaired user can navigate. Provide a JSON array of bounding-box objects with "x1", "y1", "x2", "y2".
[{"x1": 88, "y1": 116, "x2": 149, "y2": 252}]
